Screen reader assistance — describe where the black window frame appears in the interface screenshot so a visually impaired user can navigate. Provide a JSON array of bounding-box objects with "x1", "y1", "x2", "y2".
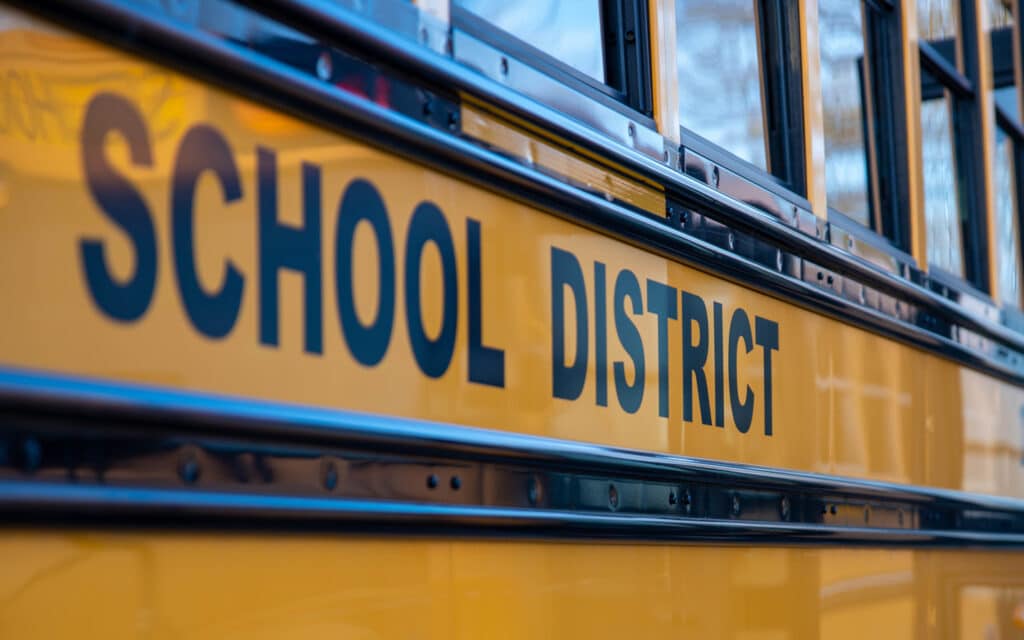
[
  {"x1": 450, "y1": 0, "x2": 654, "y2": 120},
  {"x1": 823, "y1": 0, "x2": 914, "y2": 252},
  {"x1": 676, "y1": 0, "x2": 807, "y2": 197},
  {"x1": 990, "y1": 18, "x2": 1024, "y2": 308},
  {"x1": 916, "y1": 0, "x2": 991, "y2": 293}
]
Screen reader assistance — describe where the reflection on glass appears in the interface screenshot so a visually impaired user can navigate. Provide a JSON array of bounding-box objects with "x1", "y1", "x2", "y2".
[
  {"x1": 676, "y1": 0, "x2": 768, "y2": 170},
  {"x1": 994, "y1": 123, "x2": 1022, "y2": 307},
  {"x1": 918, "y1": 0, "x2": 960, "y2": 67},
  {"x1": 455, "y1": 0, "x2": 605, "y2": 82},
  {"x1": 819, "y1": 0, "x2": 872, "y2": 226},
  {"x1": 918, "y1": 0, "x2": 959, "y2": 40},
  {"x1": 996, "y1": 86, "x2": 1019, "y2": 122},
  {"x1": 989, "y1": 0, "x2": 1013, "y2": 28},
  {"x1": 921, "y1": 93, "x2": 966, "y2": 275}
]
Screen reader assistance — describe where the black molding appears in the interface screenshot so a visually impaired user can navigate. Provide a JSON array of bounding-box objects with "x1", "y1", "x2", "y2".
[
  {"x1": 450, "y1": 2, "x2": 653, "y2": 120},
  {"x1": 3, "y1": 367, "x2": 1024, "y2": 548},
  {"x1": 759, "y1": 0, "x2": 806, "y2": 194}
]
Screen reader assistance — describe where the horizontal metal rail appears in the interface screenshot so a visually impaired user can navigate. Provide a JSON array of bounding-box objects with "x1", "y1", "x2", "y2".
[{"x1": 1, "y1": 367, "x2": 1024, "y2": 547}]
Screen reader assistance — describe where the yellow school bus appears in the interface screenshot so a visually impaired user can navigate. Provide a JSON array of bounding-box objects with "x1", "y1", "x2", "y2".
[{"x1": 3, "y1": 0, "x2": 1024, "y2": 636}]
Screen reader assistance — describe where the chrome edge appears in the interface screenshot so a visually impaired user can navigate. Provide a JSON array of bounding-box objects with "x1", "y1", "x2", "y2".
[{"x1": 2, "y1": 367, "x2": 1024, "y2": 548}]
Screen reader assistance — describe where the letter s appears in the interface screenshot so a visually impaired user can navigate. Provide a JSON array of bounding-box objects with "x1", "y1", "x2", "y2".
[{"x1": 79, "y1": 93, "x2": 157, "y2": 322}]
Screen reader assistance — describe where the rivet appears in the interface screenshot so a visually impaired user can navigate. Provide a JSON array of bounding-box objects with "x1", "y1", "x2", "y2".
[
  {"x1": 447, "y1": 110, "x2": 460, "y2": 130},
  {"x1": 527, "y1": 475, "x2": 541, "y2": 506},
  {"x1": 315, "y1": 51, "x2": 332, "y2": 81},
  {"x1": 711, "y1": 166, "x2": 720, "y2": 188},
  {"x1": 731, "y1": 493, "x2": 742, "y2": 517},
  {"x1": 859, "y1": 289, "x2": 867, "y2": 305},
  {"x1": 422, "y1": 97, "x2": 434, "y2": 117},
  {"x1": 627, "y1": 122, "x2": 636, "y2": 138},
  {"x1": 21, "y1": 437, "x2": 41, "y2": 474},
  {"x1": 608, "y1": 483, "x2": 620, "y2": 510},
  {"x1": 321, "y1": 460, "x2": 338, "y2": 491},
  {"x1": 680, "y1": 210, "x2": 689, "y2": 225},
  {"x1": 817, "y1": 271, "x2": 824, "y2": 281},
  {"x1": 624, "y1": 29, "x2": 636, "y2": 43},
  {"x1": 178, "y1": 454, "x2": 200, "y2": 485},
  {"x1": 668, "y1": 490, "x2": 677, "y2": 505},
  {"x1": 426, "y1": 473, "x2": 439, "y2": 489},
  {"x1": 450, "y1": 475, "x2": 462, "y2": 490},
  {"x1": 683, "y1": 489, "x2": 692, "y2": 514},
  {"x1": 663, "y1": 150, "x2": 670, "y2": 162},
  {"x1": 864, "y1": 506, "x2": 871, "y2": 524},
  {"x1": 830, "y1": 504, "x2": 838, "y2": 515},
  {"x1": 776, "y1": 250, "x2": 784, "y2": 272},
  {"x1": 847, "y1": 237, "x2": 855, "y2": 250},
  {"x1": 419, "y1": 27, "x2": 429, "y2": 45},
  {"x1": 779, "y1": 495, "x2": 791, "y2": 520},
  {"x1": 500, "y1": 57, "x2": 509, "y2": 76},
  {"x1": 727, "y1": 232, "x2": 735, "y2": 250},
  {"x1": 826, "y1": 274, "x2": 834, "y2": 286}
]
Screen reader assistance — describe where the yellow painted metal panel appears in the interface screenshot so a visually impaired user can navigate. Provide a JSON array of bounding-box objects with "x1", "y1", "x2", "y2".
[
  {"x1": 0, "y1": 9, "x2": 1023, "y2": 503},
  {"x1": 2, "y1": 531, "x2": 1024, "y2": 638}
]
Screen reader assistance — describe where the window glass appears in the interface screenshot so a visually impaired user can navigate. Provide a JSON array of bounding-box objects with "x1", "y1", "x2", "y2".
[
  {"x1": 990, "y1": 0, "x2": 1014, "y2": 28},
  {"x1": 917, "y1": 0, "x2": 960, "y2": 67},
  {"x1": 994, "y1": 123, "x2": 1022, "y2": 306},
  {"x1": 996, "y1": 85, "x2": 1019, "y2": 121},
  {"x1": 455, "y1": 0, "x2": 606, "y2": 82},
  {"x1": 819, "y1": 0, "x2": 872, "y2": 226},
  {"x1": 921, "y1": 92, "x2": 966, "y2": 275},
  {"x1": 676, "y1": 0, "x2": 768, "y2": 170}
]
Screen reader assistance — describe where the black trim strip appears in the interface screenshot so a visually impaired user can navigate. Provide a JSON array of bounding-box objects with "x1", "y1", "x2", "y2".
[
  {"x1": 2, "y1": 367, "x2": 1024, "y2": 548},
  {"x1": 919, "y1": 40, "x2": 974, "y2": 99},
  {"x1": 7, "y1": 0, "x2": 1024, "y2": 387}
]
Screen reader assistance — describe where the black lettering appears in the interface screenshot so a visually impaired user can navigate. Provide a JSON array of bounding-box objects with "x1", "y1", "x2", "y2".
[
  {"x1": 614, "y1": 270, "x2": 645, "y2": 414},
  {"x1": 682, "y1": 291, "x2": 712, "y2": 425},
  {"x1": 594, "y1": 262, "x2": 608, "y2": 406},
  {"x1": 646, "y1": 279, "x2": 677, "y2": 418},
  {"x1": 755, "y1": 316, "x2": 779, "y2": 436},
  {"x1": 405, "y1": 201, "x2": 457, "y2": 378},
  {"x1": 467, "y1": 218, "x2": 505, "y2": 387},
  {"x1": 728, "y1": 308, "x2": 754, "y2": 433},
  {"x1": 258, "y1": 148, "x2": 323, "y2": 354},
  {"x1": 551, "y1": 247, "x2": 588, "y2": 400},
  {"x1": 713, "y1": 302, "x2": 724, "y2": 427},
  {"x1": 79, "y1": 93, "x2": 157, "y2": 322},
  {"x1": 335, "y1": 179, "x2": 395, "y2": 366},
  {"x1": 171, "y1": 125, "x2": 245, "y2": 338}
]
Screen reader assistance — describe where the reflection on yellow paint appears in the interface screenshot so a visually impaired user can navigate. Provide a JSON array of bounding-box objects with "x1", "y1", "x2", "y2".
[{"x1": 2, "y1": 531, "x2": 1024, "y2": 639}]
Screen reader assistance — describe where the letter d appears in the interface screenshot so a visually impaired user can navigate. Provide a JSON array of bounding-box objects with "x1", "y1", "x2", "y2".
[{"x1": 551, "y1": 247, "x2": 589, "y2": 400}]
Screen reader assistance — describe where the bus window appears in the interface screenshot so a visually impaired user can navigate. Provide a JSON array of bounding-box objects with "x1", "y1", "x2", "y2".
[
  {"x1": 820, "y1": 1, "x2": 872, "y2": 228},
  {"x1": 455, "y1": 1, "x2": 606, "y2": 83},
  {"x1": 921, "y1": 90, "x2": 966, "y2": 276},
  {"x1": 675, "y1": 0, "x2": 769, "y2": 171},
  {"x1": 819, "y1": 1, "x2": 908, "y2": 248},
  {"x1": 918, "y1": 0, "x2": 961, "y2": 68},
  {"x1": 918, "y1": 0, "x2": 990, "y2": 290},
  {"x1": 991, "y1": 0, "x2": 1023, "y2": 307},
  {"x1": 452, "y1": 0, "x2": 652, "y2": 116}
]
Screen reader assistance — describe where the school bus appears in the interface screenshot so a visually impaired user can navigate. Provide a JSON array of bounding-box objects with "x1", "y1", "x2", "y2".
[{"x1": 2, "y1": 0, "x2": 1024, "y2": 636}]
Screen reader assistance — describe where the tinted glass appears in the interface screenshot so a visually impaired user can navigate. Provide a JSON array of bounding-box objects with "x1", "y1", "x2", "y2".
[
  {"x1": 994, "y1": 123, "x2": 1022, "y2": 306},
  {"x1": 997, "y1": 86, "x2": 1019, "y2": 121},
  {"x1": 676, "y1": 0, "x2": 768, "y2": 170},
  {"x1": 917, "y1": 0, "x2": 960, "y2": 68},
  {"x1": 921, "y1": 92, "x2": 966, "y2": 275},
  {"x1": 819, "y1": 0, "x2": 872, "y2": 226},
  {"x1": 456, "y1": 0, "x2": 606, "y2": 82}
]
